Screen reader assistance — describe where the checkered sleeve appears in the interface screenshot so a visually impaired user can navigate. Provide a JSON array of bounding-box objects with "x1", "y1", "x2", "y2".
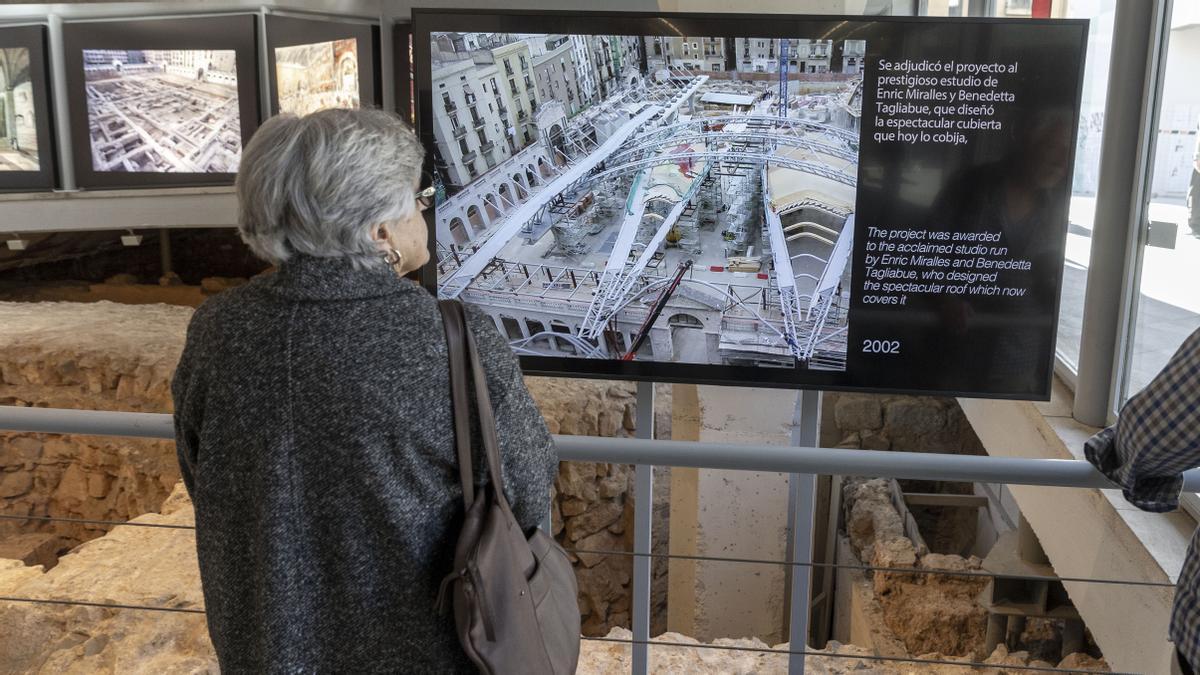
[{"x1": 1085, "y1": 327, "x2": 1200, "y2": 513}]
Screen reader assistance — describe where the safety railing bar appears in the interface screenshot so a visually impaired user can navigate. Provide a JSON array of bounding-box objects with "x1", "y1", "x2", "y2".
[
  {"x1": 562, "y1": 547, "x2": 1176, "y2": 588},
  {"x1": 0, "y1": 513, "x2": 195, "y2": 530},
  {"x1": 3, "y1": 405, "x2": 1192, "y2": 491},
  {"x1": 0, "y1": 595, "x2": 205, "y2": 614},
  {"x1": 557, "y1": 434, "x2": 1200, "y2": 492},
  {"x1": 580, "y1": 636, "x2": 1126, "y2": 674}
]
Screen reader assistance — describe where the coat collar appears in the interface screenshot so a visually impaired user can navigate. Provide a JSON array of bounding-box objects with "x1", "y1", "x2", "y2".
[{"x1": 265, "y1": 253, "x2": 419, "y2": 301}]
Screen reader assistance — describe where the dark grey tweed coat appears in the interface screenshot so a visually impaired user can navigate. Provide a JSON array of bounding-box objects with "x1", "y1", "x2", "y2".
[{"x1": 171, "y1": 254, "x2": 557, "y2": 673}]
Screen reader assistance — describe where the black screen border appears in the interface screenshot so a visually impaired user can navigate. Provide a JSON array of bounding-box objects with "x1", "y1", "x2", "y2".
[
  {"x1": 0, "y1": 24, "x2": 57, "y2": 192},
  {"x1": 62, "y1": 14, "x2": 261, "y2": 189},
  {"x1": 412, "y1": 8, "x2": 1089, "y2": 400}
]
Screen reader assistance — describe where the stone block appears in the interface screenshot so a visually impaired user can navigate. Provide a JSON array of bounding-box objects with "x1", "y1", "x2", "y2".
[
  {"x1": 87, "y1": 473, "x2": 112, "y2": 499},
  {"x1": 565, "y1": 501, "x2": 624, "y2": 541},
  {"x1": 835, "y1": 396, "x2": 884, "y2": 431},
  {"x1": 574, "y1": 530, "x2": 623, "y2": 568},
  {"x1": 0, "y1": 472, "x2": 33, "y2": 498},
  {"x1": 884, "y1": 398, "x2": 946, "y2": 437}
]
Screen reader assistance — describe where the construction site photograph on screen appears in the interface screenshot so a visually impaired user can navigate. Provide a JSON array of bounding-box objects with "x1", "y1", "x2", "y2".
[
  {"x1": 275, "y1": 39, "x2": 360, "y2": 116},
  {"x1": 432, "y1": 32, "x2": 862, "y2": 371},
  {"x1": 82, "y1": 49, "x2": 241, "y2": 173},
  {"x1": 0, "y1": 48, "x2": 39, "y2": 171}
]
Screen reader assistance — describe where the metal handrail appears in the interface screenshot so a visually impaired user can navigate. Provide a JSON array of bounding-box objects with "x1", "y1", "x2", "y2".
[
  {"x1": 1, "y1": 404, "x2": 1196, "y2": 491},
  {"x1": 0, "y1": 402, "x2": 1179, "y2": 675}
]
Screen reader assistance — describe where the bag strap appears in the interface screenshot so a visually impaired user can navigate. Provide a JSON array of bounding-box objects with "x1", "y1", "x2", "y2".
[
  {"x1": 439, "y1": 299, "x2": 475, "y2": 512},
  {"x1": 461, "y1": 314, "x2": 516, "y2": 519}
]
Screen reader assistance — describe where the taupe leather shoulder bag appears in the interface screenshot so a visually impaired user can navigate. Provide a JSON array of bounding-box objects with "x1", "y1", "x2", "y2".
[{"x1": 436, "y1": 300, "x2": 581, "y2": 675}]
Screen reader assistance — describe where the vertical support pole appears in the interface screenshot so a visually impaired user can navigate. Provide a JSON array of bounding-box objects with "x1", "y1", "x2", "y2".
[
  {"x1": 159, "y1": 229, "x2": 172, "y2": 277},
  {"x1": 257, "y1": 8, "x2": 273, "y2": 120},
  {"x1": 784, "y1": 389, "x2": 820, "y2": 675},
  {"x1": 379, "y1": 8, "x2": 397, "y2": 114},
  {"x1": 1073, "y1": 0, "x2": 1172, "y2": 425},
  {"x1": 631, "y1": 380, "x2": 655, "y2": 675},
  {"x1": 46, "y1": 14, "x2": 75, "y2": 191}
]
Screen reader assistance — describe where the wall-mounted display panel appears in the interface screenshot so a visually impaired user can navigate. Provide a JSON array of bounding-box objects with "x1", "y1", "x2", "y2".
[
  {"x1": 63, "y1": 15, "x2": 259, "y2": 188},
  {"x1": 266, "y1": 15, "x2": 379, "y2": 117},
  {"x1": 0, "y1": 25, "x2": 56, "y2": 191},
  {"x1": 413, "y1": 10, "x2": 1088, "y2": 399}
]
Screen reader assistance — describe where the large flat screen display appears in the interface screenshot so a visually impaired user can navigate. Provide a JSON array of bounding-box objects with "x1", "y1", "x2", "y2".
[
  {"x1": 413, "y1": 10, "x2": 1088, "y2": 399},
  {"x1": 63, "y1": 15, "x2": 260, "y2": 189},
  {"x1": 82, "y1": 49, "x2": 242, "y2": 173},
  {"x1": 0, "y1": 26, "x2": 55, "y2": 191},
  {"x1": 0, "y1": 48, "x2": 38, "y2": 172}
]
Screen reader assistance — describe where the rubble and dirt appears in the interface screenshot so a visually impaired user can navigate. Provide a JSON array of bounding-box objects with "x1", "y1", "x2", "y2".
[{"x1": 838, "y1": 477, "x2": 1108, "y2": 672}]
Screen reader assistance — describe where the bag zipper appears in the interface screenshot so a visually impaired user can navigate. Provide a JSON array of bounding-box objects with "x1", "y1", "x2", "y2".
[{"x1": 468, "y1": 561, "x2": 497, "y2": 641}]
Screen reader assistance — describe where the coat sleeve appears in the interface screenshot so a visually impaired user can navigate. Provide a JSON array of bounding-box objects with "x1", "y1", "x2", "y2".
[
  {"x1": 171, "y1": 303, "x2": 213, "y2": 499},
  {"x1": 1085, "y1": 327, "x2": 1200, "y2": 512},
  {"x1": 464, "y1": 306, "x2": 558, "y2": 533}
]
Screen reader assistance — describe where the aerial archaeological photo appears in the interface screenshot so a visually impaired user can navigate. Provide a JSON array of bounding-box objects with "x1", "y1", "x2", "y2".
[
  {"x1": 0, "y1": 47, "x2": 39, "y2": 171},
  {"x1": 431, "y1": 32, "x2": 863, "y2": 370},
  {"x1": 275, "y1": 38, "x2": 360, "y2": 115},
  {"x1": 83, "y1": 49, "x2": 242, "y2": 173}
]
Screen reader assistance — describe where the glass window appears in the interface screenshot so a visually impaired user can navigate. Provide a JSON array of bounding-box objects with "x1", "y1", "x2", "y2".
[
  {"x1": 1121, "y1": 3, "x2": 1200, "y2": 400},
  {"x1": 919, "y1": 0, "x2": 1117, "y2": 377}
]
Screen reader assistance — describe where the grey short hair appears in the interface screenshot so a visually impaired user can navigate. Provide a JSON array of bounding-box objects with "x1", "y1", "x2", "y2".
[{"x1": 236, "y1": 108, "x2": 425, "y2": 268}]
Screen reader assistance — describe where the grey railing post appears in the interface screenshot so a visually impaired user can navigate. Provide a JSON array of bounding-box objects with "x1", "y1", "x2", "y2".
[
  {"x1": 1073, "y1": 0, "x2": 1173, "y2": 426},
  {"x1": 631, "y1": 380, "x2": 655, "y2": 675},
  {"x1": 785, "y1": 390, "x2": 820, "y2": 674},
  {"x1": 46, "y1": 13, "x2": 75, "y2": 191},
  {"x1": 257, "y1": 7, "x2": 272, "y2": 120}
]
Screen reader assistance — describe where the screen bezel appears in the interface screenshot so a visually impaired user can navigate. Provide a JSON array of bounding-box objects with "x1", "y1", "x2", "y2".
[
  {"x1": 412, "y1": 8, "x2": 1089, "y2": 399},
  {"x1": 0, "y1": 24, "x2": 57, "y2": 192},
  {"x1": 265, "y1": 14, "x2": 381, "y2": 117},
  {"x1": 62, "y1": 14, "x2": 260, "y2": 189}
]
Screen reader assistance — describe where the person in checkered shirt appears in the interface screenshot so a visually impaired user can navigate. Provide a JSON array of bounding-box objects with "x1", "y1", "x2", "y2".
[{"x1": 1086, "y1": 327, "x2": 1200, "y2": 674}]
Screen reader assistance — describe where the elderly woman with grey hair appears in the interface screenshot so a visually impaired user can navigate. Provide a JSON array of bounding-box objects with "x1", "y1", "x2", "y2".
[{"x1": 171, "y1": 108, "x2": 557, "y2": 673}]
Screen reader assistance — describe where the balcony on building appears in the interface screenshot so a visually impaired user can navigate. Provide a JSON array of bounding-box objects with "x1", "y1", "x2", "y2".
[{"x1": 452, "y1": 124, "x2": 468, "y2": 139}]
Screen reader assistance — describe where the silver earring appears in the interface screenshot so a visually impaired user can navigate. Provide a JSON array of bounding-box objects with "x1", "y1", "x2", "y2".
[{"x1": 384, "y1": 248, "x2": 404, "y2": 269}]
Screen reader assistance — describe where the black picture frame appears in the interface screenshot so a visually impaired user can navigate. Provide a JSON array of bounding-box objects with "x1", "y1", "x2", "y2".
[
  {"x1": 411, "y1": 9, "x2": 1088, "y2": 400},
  {"x1": 265, "y1": 14, "x2": 380, "y2": 117},
  {"x1": 0, "y1": 24, "x2": 56, "y2": 192},
  {"x1": 62, "y1": 14, "x2": 260, "y2": 189}
]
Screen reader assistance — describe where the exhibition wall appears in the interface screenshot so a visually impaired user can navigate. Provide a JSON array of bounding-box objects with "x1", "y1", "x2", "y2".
[{"x1": 0, "y1": 2, "x2": 1114, "y2": 404}]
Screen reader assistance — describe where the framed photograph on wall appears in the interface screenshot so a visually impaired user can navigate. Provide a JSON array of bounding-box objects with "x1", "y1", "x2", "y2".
[
  {"x1": 0, "y1": 24, "x2": 56, "y2": 192},
  {"x1": 266, "y1": 14, "x2": 379, "y2": 118},
  {"x1": 62, "y1": 15, "x2": 260, "y2": 189}
]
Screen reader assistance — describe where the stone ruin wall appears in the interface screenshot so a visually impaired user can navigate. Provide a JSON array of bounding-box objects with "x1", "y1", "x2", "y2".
[{"x1": 0, "y1": 301, "x2": 660, "y2": 635}]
